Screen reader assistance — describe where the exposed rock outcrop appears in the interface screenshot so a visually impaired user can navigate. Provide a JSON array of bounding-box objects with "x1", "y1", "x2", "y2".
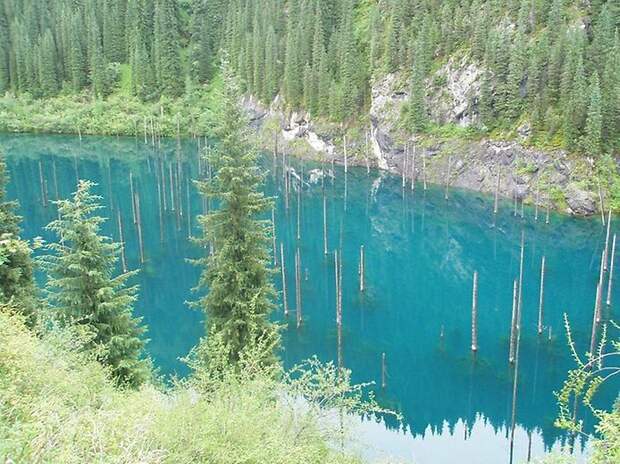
[
  {"x1": 243, "y1": 67, "x2": 600, "y2": 217},
  {"x1": 428, "y1": 55, "x2": 481, "y2": 127}
]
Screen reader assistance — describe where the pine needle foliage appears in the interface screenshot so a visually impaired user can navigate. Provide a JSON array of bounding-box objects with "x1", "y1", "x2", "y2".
[
  {"x1": 0, "y1": 152, "x2": 38, "y2": 326},
  {"x1": 191, "y1": 57, "x2": 279, "y2": 375},
  {"x1": 43, "y1": 180, "x2": 149, "y2": 388}
]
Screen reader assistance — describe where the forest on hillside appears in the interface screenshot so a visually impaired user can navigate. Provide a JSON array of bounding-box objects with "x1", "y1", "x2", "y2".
[
  {"x1": 1, "y1": 2, "x2": 620, "y2": 462},
  {"x1": 0, "y1": 0, "x2": 618, "y2": 155}
]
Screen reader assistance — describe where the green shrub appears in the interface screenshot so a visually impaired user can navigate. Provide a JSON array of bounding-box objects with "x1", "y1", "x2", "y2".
[{"x1": 0, "y1": 310, "x2": 365, "y2": 463}]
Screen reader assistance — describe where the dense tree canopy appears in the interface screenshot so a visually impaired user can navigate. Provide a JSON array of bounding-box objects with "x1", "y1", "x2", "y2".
[{"x1": 0, "y1": 0, "x2": 618, "y2": 153}]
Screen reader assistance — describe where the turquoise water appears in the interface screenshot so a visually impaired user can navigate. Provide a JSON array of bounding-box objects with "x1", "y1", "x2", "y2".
[{"x1": 1, "y1": 133, "x2": 617, "y2": 463}]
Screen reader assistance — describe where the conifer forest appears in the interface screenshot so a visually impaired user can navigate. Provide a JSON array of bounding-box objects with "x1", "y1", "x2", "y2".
[{"x1": 0, "y1": 1, "x2": 619, "y2": 463}]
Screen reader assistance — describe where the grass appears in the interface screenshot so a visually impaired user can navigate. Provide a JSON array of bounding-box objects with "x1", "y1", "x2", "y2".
[
  {"x1": 0, "y1": 89, "x2": 217, "y2": 138},
  {"x1": 0, "y1": 309, "x2": 362, "y2": 464}
]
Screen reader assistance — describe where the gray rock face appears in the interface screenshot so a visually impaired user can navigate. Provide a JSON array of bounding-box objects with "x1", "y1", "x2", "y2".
[
  {"x1": 428, "y1": 56, "x2": 481, "y2": 126},
  {"x1": 243, "y1": 69, "x2": 601, "y2": 217},
  {"x1": 243, "y1": 96, "x2": 268, "y2": 130},
  {"x1": 565, "y1": 184, "x2": 597, "y2": 216}
]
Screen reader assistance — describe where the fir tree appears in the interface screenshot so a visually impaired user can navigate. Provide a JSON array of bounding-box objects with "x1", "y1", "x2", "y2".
[
  {"x1": 69, "y1": 14, "x2": 87, "y2": 92},
  {"x1": 189, "y1": 0, "x2": 211, "y2": 84},
  {"x1": 44, "y1": 180, "x2": 149, "y2": 387},
  {"x1": 192, "y1": 58, "x2": 279, "y2": 373},
  {"x1": 601, "y1": 32, "x2": 620, "y2": 152},
  {"x1": 317, "y1": 48, "x2": 331, "y2": 118},
  {"x1": 103, "y1": 0, "x2": 125, "y2": 63},
  {"x1": 0, "y1": 153, "x2": 37, "y2": 327},
  {"x1": 283, "y1": 19, "x2": 302, "y2": 107},
  {"x1": 564, "y1": 54, "x2": 588, "y2": 148},
  {"x1": 329, "y1": 80, "x2": 344, "y2": 122},
  {"x1": 38, "y1": 29, "x2": 59, "y2": 97},
  {"x1": 526, "y1": 33, "x2": 549, "y2": 107},
  {"x1": 547, "y1": 0, "x2": 565, "y2": 43},
  {"x1": 340, "y1": 0, "x2": 361, "y2": 118},
  {"x1": 470, "y1": 2, "x2": 488, "y2": 61},
  {"x1": 0, "y1": 2, "x2": 10, "y2": 93},
  {"x1": 590, "y1": 4, "x2": 615, "y2": 72},
  {"x1": 546, "y1": 35, "x2": 565, "y2": 104},
  {"x1": 581, "y1": 72, "x2": 602, "y2": 156},
  {"x1": 410, "y1": 41, "x2": 427, "y2": 133},
  {"x1": 154, "y1": 0, "x2": 183, "y2": 97},
  {"x1": 264, "y1": 26, "x2": 279, "y2": 101},
  {"x1": 303, "y1": 63, "x2": 315, "y2": 115},
  {"x1": 90, "y1": 19, "x2": 108, "y2": 97},
  {"x1": 384, "y1": 13, "x2": 400, "y2": 73},
  {"x1": 503, "y1": 32, "x2": 527, "y2": 121},
  {"x1": 479, "y1": 67, "x2": 496, "y2": 127},
  {"x1": 369, "y1": 5, "x2": 381, "y2": 74}
]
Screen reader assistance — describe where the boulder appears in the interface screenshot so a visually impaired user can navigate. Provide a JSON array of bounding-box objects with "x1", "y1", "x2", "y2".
[{"x1": 565, "y1": 183, "x2": 597, "y2": 216}]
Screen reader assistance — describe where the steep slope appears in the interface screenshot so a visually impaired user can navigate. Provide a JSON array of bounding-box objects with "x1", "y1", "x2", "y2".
[
  {"x1": 0, "y1": 309, "x2": 359, "y2": 463},
  {"x1": 0, "y1": 0, "x2": 618, "y2": 212}
]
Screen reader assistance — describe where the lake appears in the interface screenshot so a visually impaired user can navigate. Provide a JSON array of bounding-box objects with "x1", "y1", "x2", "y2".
[{"x1": 1, "y1": 133, "x2": 617, "y2": 464}]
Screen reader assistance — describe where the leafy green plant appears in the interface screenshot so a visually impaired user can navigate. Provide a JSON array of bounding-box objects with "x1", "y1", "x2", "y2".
[
  {"x1": 554, "y1": 315, "x2": 620, "y2": 463},
  {"x1": 0, "y1": 308, "x2": 388, "y2": 463}
]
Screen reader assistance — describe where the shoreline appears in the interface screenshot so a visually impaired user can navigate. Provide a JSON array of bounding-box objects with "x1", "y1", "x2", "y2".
[
  {"x1": 0, "y1": 92, "x2": 616, "y2": 218},
  {"x1": 245, "y1": 98, "x2": 611, "y2": 219}
]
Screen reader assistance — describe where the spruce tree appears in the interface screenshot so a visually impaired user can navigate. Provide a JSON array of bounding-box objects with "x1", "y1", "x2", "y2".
[
  {"x1": 581, "y1": 72, "x2": 602, "y2": 156},
  {"x1": 0, "y1": 153, "x2": 37, "y2": 327},
  {"x1": 410, "y1": 41, "x2": 427, "y2": 133},
  {"x1": 69, "y1": 14, "x2": 87, "y2": 92},
  {"x1": 14, "y1": 22, "x2": 35, "y2": 93},
  {"x1": 103, "y1": 0, "x2": 125, "y2": 63},
  {"x1": 283, "y1": 19, "x2": 302, "y2": 107},
  {"x1": 340, "y1": 0, "x2": 361, "y2": 119},
  {"x1": 547, "y1": 35, "x2": 565, "y2": 104},
  {"x1": 154, "y1": 0, "x2": 183, "y2": 97},
  {"x1": 470, "y1": 2, "x2": 487, "y2": 61},
  {"x1": 503, "y1": 32, "x2": 527, "y2": 121},
  {"x1": 329, "y1": 80, "x2": 344, "y2": 121},
  {"x1": 90, "y1": 18, "x2": 108, "y2": 98},
  {"x1": 44, "y1": 180, "x2": 149, "y2": 387},
  {"x1": 0, "y1": 2, "x2": 10, "y2": 93},
  {"x1": 384, "y1": 13, "x2": 400, "y2": 73},
  {"x1": 189, "y1": 0, "x2": 211, "y2": 84},
  {"x1": 526, "y1": 33, "x2": 549, "y2": 107},
  {"x1": 564, "y1": 55, "x2": 588, "y2": 147},
  {"x1": 547, "y1": 0, "x2": 565, "y2": 43},
  {"x1": 317, "y1": 48, "x2": 331, "y2": 118},
  {"x1": 192, "y1": 58, "x2": 278, "y2": 373},
  {"x1": 303, "y1": 63, "x2": 315, "y2": 114},
  {"x1": 369, "y1": 5, "x2": 381, "y2": 74},
  {"x1": 479, "y1": 70, "x2": 495, "y2": 126},
  {"x1": 38, "y1": 29, "x2": 59, "y2": 97},
  {"x1": 264, "y1": 26, "x2": 279, "y2": 101},
  {"x1": 590, "y1": 5, "x2": 615, "y2": 73},
  {"x1": 602, "y1": 34, "x2": 620, "y2": 152}
]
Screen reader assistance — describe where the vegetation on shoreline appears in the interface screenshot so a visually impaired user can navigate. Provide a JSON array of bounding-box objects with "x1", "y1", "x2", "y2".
[
  {"x1": 0, "y1": 86, "x2": 220, "y2": 137},
  {"x1": 551, "y1": 318, "x2": 620, "y2": 464},
  {"x1": 1, "y1": 1, "x2": 618, "y2": 156},
  {"x1": 0, "y1": 1, "x2": 619, "y2": 461},
  {"x1": 0, "y1": 308, "x2": 363, "y2": 464},
  {"x1": 0, "y1": 64, "x2": 386, "y2": 463}
]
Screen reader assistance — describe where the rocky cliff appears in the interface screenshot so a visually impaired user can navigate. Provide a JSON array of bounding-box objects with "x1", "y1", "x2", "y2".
[{"x1": 244, "y1": 66, "x2": 600, "y2": 217}]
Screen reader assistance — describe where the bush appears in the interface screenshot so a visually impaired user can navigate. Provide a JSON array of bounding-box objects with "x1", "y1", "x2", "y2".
[
  {"x1": 0, "y1": 91, "x2": 217, "y2": 138},
  {"x1": 0, "y1": 310, "x2": 365, "y2": 463}
]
